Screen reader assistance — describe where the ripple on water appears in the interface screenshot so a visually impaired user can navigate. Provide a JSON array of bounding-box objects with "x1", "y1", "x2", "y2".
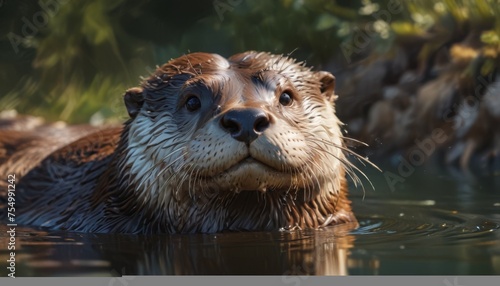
[{"x1": 352, "y1": 206, "x2": 500, "y2": 247}]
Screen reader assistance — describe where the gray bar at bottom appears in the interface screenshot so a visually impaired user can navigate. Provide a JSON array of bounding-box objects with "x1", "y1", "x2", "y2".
[{"x1": 0, "y1": 276, "x2": 499, "y2": 286}]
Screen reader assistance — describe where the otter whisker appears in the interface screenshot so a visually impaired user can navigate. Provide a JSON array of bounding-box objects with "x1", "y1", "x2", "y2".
[
  {"x1": 303, "y1": 158, "x2": 324, "y2": 195},
  {"x1": 5, "y1": 51, "x2": 362, "y2": 234},
  {"x1": 310, "y1": 135, "x2": 381, "y2": 172},
  {"x1": 307, "y1": 138, "x2": 369, "y2": 195},
  {"x1": 306, "y1": 133, "x2": 377, "y2": 190},
  {"x1": 339, "y1": 135, "x2": 369, "y2": 147},
  {"x1": 304, "y1": 164, "x2": 321, "y2": 202}
]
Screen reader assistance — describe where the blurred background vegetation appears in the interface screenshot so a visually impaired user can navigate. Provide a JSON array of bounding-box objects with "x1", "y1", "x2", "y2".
[
  {"x1": 0, "y1": 0, "x2": 371, "y2": 123},
  {"x1": 1, "y1": 0, "x2": 499, "y2": 167}
]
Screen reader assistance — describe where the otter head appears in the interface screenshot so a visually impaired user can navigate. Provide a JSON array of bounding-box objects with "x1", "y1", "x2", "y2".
[{"x1": 120, "y1": 52, "x2": 354, "y2": 232}]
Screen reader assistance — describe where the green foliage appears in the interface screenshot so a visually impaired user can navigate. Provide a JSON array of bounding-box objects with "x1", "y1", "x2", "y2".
[{"x1": 0, "y1": 0, "x2": 499, "y2": 123}]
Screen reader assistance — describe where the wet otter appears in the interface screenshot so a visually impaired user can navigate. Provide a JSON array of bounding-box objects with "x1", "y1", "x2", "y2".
[{"x1": 0, "y1": 51, "x2": 360, "y2": 234}]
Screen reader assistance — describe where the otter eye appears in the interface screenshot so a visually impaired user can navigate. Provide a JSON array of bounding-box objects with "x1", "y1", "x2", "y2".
[
  {"x1": 185, "y1": 96, "x2": 201, "y2": 112},
  {"x1": 279, "y1": 92, "x2": 293, "y2": 106}
]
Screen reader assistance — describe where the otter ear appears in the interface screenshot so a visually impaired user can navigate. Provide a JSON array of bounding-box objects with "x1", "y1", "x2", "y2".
[
  {"x1": 124, "y1": 87, "x2": 144, "y2": 118},
  {"x1": 316, "y1": 71, "x2": 336, "y2": 102}
]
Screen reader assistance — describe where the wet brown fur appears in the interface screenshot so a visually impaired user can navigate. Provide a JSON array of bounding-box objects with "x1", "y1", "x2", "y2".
[{"x1": 0, "y1": 51, "x2": 358, "y2": 234}]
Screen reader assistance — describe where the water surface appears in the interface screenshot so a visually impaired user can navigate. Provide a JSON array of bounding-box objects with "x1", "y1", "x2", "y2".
[{"x1": 1, "y1": 162, "x2": 499, "y2": 276}]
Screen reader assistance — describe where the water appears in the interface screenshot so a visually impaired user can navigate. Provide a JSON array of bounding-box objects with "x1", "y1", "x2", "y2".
[{"x1": 1, "y1": 162, "x2": 499, "y2": 276}]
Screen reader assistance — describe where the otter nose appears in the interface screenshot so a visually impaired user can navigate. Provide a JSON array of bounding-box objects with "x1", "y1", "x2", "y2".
[{"x1": 220, "y1": 108, "x2": 270, "y2": 144}]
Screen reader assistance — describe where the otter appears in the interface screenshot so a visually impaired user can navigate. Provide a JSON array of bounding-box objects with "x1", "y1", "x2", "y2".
[{"x1": 0, "y1": 51, "x2": 362, "y2": 234}]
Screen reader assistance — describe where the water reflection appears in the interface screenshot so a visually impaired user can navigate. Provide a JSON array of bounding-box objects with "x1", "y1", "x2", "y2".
[
  {"x1": 0, "y1": 162, "x2": 499, "y2": 276},
  {"x1": 0, "y1": 223, "x2": 358, "y2": 276}
]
